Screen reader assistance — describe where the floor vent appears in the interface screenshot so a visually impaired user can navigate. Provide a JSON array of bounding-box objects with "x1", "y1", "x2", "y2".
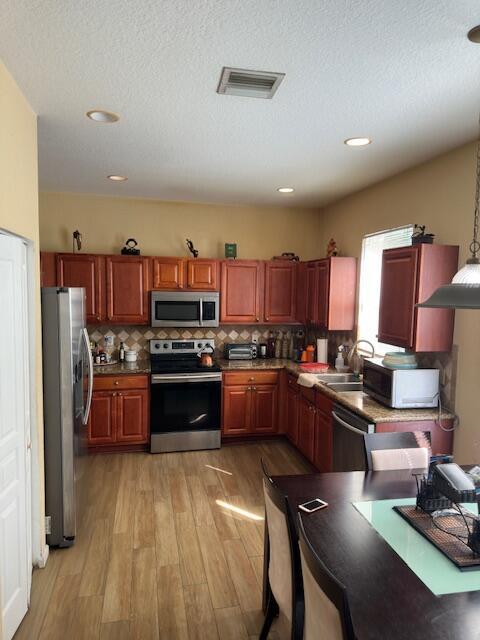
[{"x1": 217, "y1": 67, "x2": 285, "y2": 99}]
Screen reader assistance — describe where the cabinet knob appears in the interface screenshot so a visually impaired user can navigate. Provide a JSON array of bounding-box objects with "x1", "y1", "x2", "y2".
[
  {"x1": 265, "y1": 316, "x2": 269, "y2": 321},
  {"x1": 114, "y1": 381, "x2": 119, "y2": 385},
  {"x1": 252, "y1": 386, "x2": 257, "y2": 391},
  {"x1": 118, "y1": 393, "x2": 122, "y2": 396},
  {"x1": 256, "y1": 317, "x2": 260, "y2": 322},
  {"x1": 249, "y1": 377, "x2": 255, "y2": 381}
]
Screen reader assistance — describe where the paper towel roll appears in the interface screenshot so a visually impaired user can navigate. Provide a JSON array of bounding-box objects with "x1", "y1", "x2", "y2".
[{"x1": 316, "y1": 338, "x2": 328, "y2": 363}]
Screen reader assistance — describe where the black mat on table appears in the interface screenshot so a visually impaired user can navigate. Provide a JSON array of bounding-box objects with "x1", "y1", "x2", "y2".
[{"x1": 394, "y1": 505, "x2": 480, "y2": 570}]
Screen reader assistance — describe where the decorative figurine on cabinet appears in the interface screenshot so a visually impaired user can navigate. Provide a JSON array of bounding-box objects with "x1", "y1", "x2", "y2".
[
  {"x1": 121, "y1": 238, "x2": 141, "y2": 255},
  {"x1": 186, "y1": 238, "x2": 199, "y2": 258},
  {"x1": 326, "y1": 238, "x2": 338, "y2": 257},
  {"x1": 72, "y1": 230, "x2": 82, "y2": 253}
]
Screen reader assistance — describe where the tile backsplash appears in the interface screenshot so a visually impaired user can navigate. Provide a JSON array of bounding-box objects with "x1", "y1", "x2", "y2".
[
  {"x1": 88, "y1": 325, "x2": 302, "y2": 360},
  {"x1": 89, "y1": 325, "x2": 457, "y2": 409}
]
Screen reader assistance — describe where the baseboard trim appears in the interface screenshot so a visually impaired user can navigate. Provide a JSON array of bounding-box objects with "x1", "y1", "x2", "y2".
[{"x1": 35, "y1": 544, "x2": 49, "y2": 568}]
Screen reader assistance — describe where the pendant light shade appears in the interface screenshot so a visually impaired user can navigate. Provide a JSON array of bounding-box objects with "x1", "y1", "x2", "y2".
[{"x1": 417, "y1": 283, "x2": 480, "y2": 309}]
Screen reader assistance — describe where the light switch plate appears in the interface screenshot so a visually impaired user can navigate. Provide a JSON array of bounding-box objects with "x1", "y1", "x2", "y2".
[{"x1": 104, "y1": 335, "x2": 114, "y2": 347}]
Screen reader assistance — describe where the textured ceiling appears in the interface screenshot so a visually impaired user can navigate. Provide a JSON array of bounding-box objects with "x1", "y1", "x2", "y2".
[{"x1": 2, "y1": 0, "x2": 480, "y2": 207}]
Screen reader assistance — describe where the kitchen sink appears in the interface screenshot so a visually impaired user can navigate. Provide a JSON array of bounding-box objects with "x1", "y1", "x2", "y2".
[
  {"x1": 325, "y1": 381, "x2": 363, "y2": 392},
  {"x1": 314, "y1": 373, "x2": 358, "y2": 383}
]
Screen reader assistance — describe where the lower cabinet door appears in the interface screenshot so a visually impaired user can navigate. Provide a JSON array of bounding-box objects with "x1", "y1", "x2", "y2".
[
  {"x1": 314, "y1": 409, "x2": 333, "y2": 472},
  {"x1": 286, "y1": 385, "x2": 299, "y2": 445},
  {"x1": 116, "y1": 390, "x2": 149, "y2": 444},
  {"x1": 298, "y1": 396, "x2": 315, "y2": 462},
  {"x1": 222, "y1": 385, "x2": 252, "y2": 435},
  {"x1": 251, "y1": 384, "x2": 278, "y2": 434},
  {"x1": 88, "y1": 392, "x2": 116, "y2": 445}
]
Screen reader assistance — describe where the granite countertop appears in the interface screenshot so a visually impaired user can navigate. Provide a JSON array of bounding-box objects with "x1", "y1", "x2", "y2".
[
  {"x1": 218, "y1": 357, "x2": 454, "y2": 424},
  {"x1": 93, "y1": 356, "x2": 454, "y2": 425},
  {"x1": 93, "y1": 360, "x2": 151, "y2": 375}
]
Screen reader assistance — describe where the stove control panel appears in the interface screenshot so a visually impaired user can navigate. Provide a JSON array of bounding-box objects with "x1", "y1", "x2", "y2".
[{"x1": 149, "y1": 339, "x2": 215, "y2": 354}]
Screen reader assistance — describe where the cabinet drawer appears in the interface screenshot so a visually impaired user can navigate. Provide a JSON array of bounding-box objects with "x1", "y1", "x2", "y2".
[
  {"x1": 93, "y1": 374, "x2": 149, "y2": 391},
  {"x1": 286, "y1": 373, "x2": 299, "y2": 392},
  {"x1": 223, "y1": 370, "x2": 279, "y2": 386}
]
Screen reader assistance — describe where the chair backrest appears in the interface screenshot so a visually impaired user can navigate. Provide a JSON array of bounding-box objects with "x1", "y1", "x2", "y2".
[
  {"x1": 364, "y1": 431, "x2": 431, "y2": 471},
  {"x1": 261, "y1": 459, "x2": 302, "y2": 625},
  {"x1": 298, "y1": 514, "x2": 355, "y2": 640}
]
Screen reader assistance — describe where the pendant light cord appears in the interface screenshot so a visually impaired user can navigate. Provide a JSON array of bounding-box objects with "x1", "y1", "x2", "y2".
[{"x1": 471, "y1": 116, "x2": 480, "y2": 260}]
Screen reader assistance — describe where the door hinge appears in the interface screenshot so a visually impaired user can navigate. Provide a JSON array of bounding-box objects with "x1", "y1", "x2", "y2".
[{"x1": 45, "y1": 516, "x2": 52, "y2": 535}]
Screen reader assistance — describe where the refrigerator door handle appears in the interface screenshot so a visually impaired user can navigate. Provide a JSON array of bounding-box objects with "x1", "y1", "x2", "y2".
[{"x1": 81, "y1": 327, "x2": 94, "y2": 425}]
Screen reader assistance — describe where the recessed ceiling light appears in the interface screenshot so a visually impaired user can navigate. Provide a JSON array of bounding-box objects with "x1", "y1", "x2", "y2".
[
  {"x1": 277, "y1": 187, "x2": 294, "y2": 193},
  {"x1": 86, "y1": 110, "x2": 119, "y2": 123},
  {"x1": 107, "y1": 175, "x2": 127, "y2": 182},
  {"x1": 468, "y1": 25, "x2": 480, "y2": 43},
  {"x1": 344, "y1": 137, "x2": 372, "y2": 147}
]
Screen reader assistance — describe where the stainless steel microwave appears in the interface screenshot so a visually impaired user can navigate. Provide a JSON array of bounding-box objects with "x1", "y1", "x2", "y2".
[
  {"x1": 363, "y1": 358, "x2": 439, "y2": 409},
  {"x1": 151, "y1": 291, "x2": 219, "y2": 327}
]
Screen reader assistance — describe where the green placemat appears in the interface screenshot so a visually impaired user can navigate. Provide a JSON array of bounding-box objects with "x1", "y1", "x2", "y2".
[{"x1": 353, "y1": 498, "x2": 480, "y2": 595}]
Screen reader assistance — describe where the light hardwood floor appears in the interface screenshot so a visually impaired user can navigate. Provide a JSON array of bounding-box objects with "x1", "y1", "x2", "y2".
[{"x1": 15, "y1": 440, "x2": 312, "y2": 639}]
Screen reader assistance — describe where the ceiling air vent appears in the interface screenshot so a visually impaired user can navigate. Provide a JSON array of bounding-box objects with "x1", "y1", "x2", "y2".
[{"x1": 217, "y1": 67, "x2": 285, "y2": 99}]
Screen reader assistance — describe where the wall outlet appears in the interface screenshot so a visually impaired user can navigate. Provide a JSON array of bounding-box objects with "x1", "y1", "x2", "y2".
[{"x1": 104, "y1": 335, "x2": 114, "y2": 347}]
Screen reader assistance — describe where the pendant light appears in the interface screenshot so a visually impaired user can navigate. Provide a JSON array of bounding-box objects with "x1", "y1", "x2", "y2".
[{"x1": 417, "y1": 118, "x2": 480, "y2": 309}]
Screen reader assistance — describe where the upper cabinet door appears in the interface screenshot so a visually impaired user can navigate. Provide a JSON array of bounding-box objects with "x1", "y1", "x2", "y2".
[
  {"x1": 316, "y1": 259, "x2": 330, "y2": 329},
  {"x1": 306, "y1": 263, "x2": 319, "y2": 325},
  {"x1": 378, "y1": 244, "x2": 459, "y2": 352},
  {"x1": 56, "y1": 253, "x2": 105, "y2": 323},
  {"x1": 105, "y1": 256, "x2": 150, "y2": 324},
  {"x1": 264, "y1": 261, "x2": 297, "y2": 323},
  {"x1": 220, "y1": 260, "x2": 263, "y2": 323},
  {"x1": 40, "y1": 252, "x2": 57, "y2": 287},
  {"x1": 152, "y1": 257, "x2": 185, "y2": 289},
  {"x1": 378, "y1": 247, "x2": 419, "y2": 350},
  {"x1": 187, "y1": 259, "x2": 219, "y2": 290}
]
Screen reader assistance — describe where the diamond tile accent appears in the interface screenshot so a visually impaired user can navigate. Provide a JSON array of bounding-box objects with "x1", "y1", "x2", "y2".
[
  {"x1": 170, "y1": 330, "x2": 180, "y2": 339},
  {"x1": 118, "y1": 330, "x2": 129, "y2": 341},
  {"x1": 131, "y1": 330, "x2": 142, "y2": 342},
  {"x1": 217, "y1": 330, "x2": 227, "y2": 341},
  {"x1": 144, "y1": 330, "x2": 154, "y2": 340},
  {"x1": 229, "y1": 330, "x2": 239, "y2": 340},
  {"x1": 240, "y1": 330, "x2": 250, "y2": 340}
]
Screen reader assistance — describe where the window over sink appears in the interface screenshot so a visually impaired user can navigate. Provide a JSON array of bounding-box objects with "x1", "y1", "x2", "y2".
[{"x1": 357, "y1": 225, "x2": 414, "y2": 356}]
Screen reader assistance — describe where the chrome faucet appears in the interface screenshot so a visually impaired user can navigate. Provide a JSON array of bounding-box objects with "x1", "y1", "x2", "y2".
[{"x1": 347, "y1": 340, "x2": 375, "y2": 377}]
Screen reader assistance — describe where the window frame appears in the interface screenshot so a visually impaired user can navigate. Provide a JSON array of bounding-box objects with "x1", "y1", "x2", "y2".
[{"x1": 357, "y1": 224, "x2": 414, "y2": 357}]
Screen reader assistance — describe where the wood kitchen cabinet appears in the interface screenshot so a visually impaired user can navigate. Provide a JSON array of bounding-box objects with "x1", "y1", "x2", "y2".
[
  {"x1": 152, "y1": 257, "x2": 185, "y2": 289},
  {"x1": 305, "y1": 257, "x2": 357, "y2": 330},
  {"x1": 40, "y1": 252, "x2": 57, "y2": 287},
  {"x1": 378, "y1": 244, "x2": 459, "y2": 352},
  {"x1": 105, "y1": 256, "x2": 150, "y2": 324},
  {"x1": 222, "y1": 370, "x2": 279, "y2": 436},
  {"x1": 297, "y1": 389, "x2": 316, "y2": 463},
  {"x1": 88, "y1": 375, "x2": 149, "y2": 450},
  {"x1": 264, "y1": 261, "x2": 297, "y2": 323},
  {"x1": 313, "y1": 390, "x2": 333, "y2": 472},
  {"x1": 56, "y1": 253, "x2": 105, "y2": 323},
  {"x1": 187, "y1": 259, "x2": 219, "y2": 290},
  {"x1": 285, "y1": 374, "x2": 299, "y2": 446},
  {"x1": 220, "y1": 260, "x2": 263, "y2": 323}
]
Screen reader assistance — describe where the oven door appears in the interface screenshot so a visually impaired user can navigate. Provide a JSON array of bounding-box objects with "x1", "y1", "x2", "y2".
[{"x1": 150, "y1": 373, "x2": 222, "y2": 452}]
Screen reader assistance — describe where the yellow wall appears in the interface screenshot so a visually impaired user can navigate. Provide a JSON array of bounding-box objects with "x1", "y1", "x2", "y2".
[
  {"x1": 39, "y1": 191, "x2": 323, "y2": 260},
  {"x1": 0, "y1": 61, "x2": 43, "y2": 629},
  {"x1": 318, "y1": 141, "x2": 480, "y2": 463}
]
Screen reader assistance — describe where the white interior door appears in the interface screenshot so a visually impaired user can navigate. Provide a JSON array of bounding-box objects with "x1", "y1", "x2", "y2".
[{"x1": 0, "y1": 233, "x2": 31, "y2": 640}]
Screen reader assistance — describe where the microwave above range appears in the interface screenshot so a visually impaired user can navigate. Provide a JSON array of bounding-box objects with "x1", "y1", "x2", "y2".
[
  {"x1": 151, "y1": 291, "x2": 219, "y2": 328},
  {"x1": 363, "y1": 358, "x2": 439, "y2": 409}
]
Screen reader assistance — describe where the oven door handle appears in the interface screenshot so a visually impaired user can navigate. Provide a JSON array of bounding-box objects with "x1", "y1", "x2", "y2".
[
  {"x1": 332, "y1": 411, "x2": 367, "y2": 436},
  {"x1": 151, "y1": 373, "x2": 222, "y2": 384}
]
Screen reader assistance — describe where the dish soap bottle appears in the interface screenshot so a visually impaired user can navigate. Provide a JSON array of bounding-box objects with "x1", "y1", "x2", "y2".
[{"x1": 335, "y1": 345, "x2": 345, "y2": 371}]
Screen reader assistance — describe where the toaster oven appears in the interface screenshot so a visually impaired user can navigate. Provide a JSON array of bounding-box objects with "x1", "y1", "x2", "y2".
[{"x1": 223, "y1": 343, "x2": 257, "y2": 360}]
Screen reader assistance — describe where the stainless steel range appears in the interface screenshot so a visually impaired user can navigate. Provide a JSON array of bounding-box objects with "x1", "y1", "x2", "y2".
[{"x1": 149, "y1": 339, "x2": 222, "y2": 453}]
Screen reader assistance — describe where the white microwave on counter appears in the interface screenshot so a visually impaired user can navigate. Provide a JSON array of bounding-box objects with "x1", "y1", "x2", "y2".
[
  {"x1": 151, "y1": 291, "x2": 219, "y2": 327},
  {"x1": 363, "y1": 358, "x2": 439, "y2": 409}
]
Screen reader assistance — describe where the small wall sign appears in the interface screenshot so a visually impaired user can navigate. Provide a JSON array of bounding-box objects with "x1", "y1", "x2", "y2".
[{"x1": 225, "y1": 243, "x2": 237, "y2": 259}]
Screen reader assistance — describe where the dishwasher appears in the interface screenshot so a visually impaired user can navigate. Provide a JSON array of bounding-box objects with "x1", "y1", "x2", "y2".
[{"x1": 332, "y1": 403, "x2": 375, "y2": 471}]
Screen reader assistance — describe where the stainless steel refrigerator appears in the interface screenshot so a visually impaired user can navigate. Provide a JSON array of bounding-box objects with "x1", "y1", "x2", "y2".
[{"x1": 41, "y1": 287, "x2": 93, "y2": 547}]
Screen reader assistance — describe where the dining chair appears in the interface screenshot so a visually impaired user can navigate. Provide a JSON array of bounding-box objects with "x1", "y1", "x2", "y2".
[
  {"x1": 260, "y1": 459, "x2": 304, "y2": 640},
  {"x1": 364, "y1": 431, "x2": 431, "y2": 471},
  {"x1": 298, "y1": 513, "x2": 356, "y2": 640}
]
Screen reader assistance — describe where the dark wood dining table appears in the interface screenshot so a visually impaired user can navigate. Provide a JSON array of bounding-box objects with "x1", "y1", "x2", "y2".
[{"x1": 272, "y1": 470, "x2": 480, "y2": 640}]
